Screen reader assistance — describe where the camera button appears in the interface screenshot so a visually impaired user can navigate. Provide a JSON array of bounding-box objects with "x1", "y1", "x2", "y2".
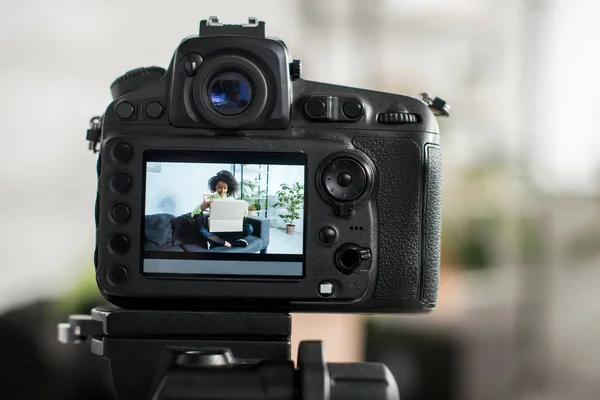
[
  {"x1": 116, "y1": 102, "x2": 135, "y2": 119},
  {"x1": 342, "y1": 99, "x2": 363, "y2": 119},
  {"x1": 113, "y1": 143, "x2": 132, "y2": 161},
  {"x1": 110, "y1": 234, "x2": 130, "y2": 253},
  {"x1": 112, "y1": 174, "x2": 131, "y2": 192},
  {"x1": 318, "y1": 227, "x2": 336, "y2": 244},
  {"x1": 146, "y1": 101, "x2": 163, "y2": 118},
  {"x1": 318, "y1": 281, "x2": 334, "y2": 297},
  {"x1": 108, "y1": 265, "x2": 128, "y2": 285},
  {"x1": 306, "y1": 97, "x2": 326, "y2": 117},
  {"x1": 112, "y1": 204, "x2": 130, "y2": 222},
  {"x1": 337, "y1": 172, "x2": 352, "y2": 187}
]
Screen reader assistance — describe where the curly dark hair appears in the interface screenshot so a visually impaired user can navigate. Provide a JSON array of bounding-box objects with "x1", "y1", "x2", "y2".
[{"x1": 208, "y1": 170, "x2": 239, "y2": 196}]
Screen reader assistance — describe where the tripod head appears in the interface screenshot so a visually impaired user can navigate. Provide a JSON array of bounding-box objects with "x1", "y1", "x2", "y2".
[{"x1": 59, "y1": 306, "x2": 399, "y2": 400}]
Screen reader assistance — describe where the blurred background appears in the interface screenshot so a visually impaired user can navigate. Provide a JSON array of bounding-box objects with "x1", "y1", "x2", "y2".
[{"x1": 1, "y1": 0, "x2": 599, "y2": 399}]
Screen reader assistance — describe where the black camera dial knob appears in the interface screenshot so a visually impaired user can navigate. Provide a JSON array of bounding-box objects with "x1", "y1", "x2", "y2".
[
  {"x1": 335, "y1": 243, "x2": 372, "y2": 274},
  {"x1": 289, "y1": 59, "x2": 302, "y2": 80},
  {"x1": 322, "y1": 158, "x2": 367, "y2": 202},
  {"x1": 110, "y1": 66, "x2": 166, "y2": 100}
]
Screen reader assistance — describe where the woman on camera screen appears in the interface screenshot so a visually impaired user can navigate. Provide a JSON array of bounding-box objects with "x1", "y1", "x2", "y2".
[{"x1": 191, "y1": 170, "x2": 253, "y2": 248}]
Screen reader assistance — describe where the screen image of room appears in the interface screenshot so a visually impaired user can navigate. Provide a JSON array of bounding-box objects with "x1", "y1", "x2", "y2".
[{"x1": 144, "y1": 161, "x2": 305, "y2": 255}]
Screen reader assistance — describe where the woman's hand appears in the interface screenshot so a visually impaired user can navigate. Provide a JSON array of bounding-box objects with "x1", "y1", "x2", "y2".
[{"x1": 200, "y1": 200, "x2": 211, "y2": 212}]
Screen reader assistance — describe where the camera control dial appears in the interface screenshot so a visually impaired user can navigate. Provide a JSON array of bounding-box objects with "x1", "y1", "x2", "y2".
[
  {"x1": 376, "y1": 111, "x2": 418, "y2": 124},
  {"x1": 110, "y1": 66, "x2": 166, "y2": 100},
  {"x1": 322, "y1": 158, "x2": 367, "y2": 202},
  {"x1": 317, "y1": 153, "x2": 376, "y2": 217},
  {"x1": 289, "y1": 59, "x2": 302, "y2": 80}
]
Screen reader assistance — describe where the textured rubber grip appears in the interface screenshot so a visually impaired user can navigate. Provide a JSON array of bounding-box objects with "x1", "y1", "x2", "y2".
[
  {"x1": 353, "y1": 137, "x2": 422, "y2": 301},
  {"x1": 421, "y1": 145, "x2": 442, "y2": 303}
]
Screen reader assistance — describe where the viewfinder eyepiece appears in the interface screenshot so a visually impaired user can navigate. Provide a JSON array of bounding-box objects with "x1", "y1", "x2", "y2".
[{"x1": 208, "y1": 71, "x2": 253, "y2": 115}]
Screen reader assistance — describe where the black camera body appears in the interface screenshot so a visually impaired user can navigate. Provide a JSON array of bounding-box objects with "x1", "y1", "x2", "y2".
[{"x1": 93, "y1": 18, "x2": 443, "y2": 313}]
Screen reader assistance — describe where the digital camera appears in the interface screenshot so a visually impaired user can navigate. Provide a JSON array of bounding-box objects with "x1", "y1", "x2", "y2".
[{"x1": 89, "y1": 17, "x2": 447, "y2": 312}]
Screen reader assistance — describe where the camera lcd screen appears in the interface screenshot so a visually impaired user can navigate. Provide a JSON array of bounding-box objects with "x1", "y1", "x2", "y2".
[{"x1": 142, "y1": 151, "x2": 306, "y2": 277}]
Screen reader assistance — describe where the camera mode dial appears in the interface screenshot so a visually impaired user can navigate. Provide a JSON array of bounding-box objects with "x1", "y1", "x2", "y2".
[{"x1": 110, "y1": 66, "x2": 166, "y2": 100}]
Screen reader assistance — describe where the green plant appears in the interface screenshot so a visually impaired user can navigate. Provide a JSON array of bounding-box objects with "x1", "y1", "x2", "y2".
[
  {"x1": 274, "y1": 182, "x2": 304, "y2": 226},
  {"x1": 240, "y1": 178, "x2": 267, "y2": 211}
]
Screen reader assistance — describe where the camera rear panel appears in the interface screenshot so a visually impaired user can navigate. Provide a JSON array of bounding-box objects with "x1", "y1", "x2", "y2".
[{"x1": 96, "y1": 127, "x2": 440, "y2": 313}]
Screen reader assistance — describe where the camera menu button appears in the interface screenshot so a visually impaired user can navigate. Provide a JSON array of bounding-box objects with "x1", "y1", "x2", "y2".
[
  {"x1": 112, "y1": 204, "x2": 130, "y2": 222},
  {"x1": 108, "y1": 265, "x2": 128, "y2": 285},
  {"x1": 112, "y1": 174, "x2": 131, "y2": 192},
  {"x1": 113, "y1": 143, "x2": 132, "y2": 162},
  {"x1": 110, "y1": 234, "x2": 130, "y2": 253}
]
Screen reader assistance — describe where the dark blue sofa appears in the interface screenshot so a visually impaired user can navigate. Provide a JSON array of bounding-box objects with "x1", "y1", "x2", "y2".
[{"x1": 144, "y1": 212, "x2": 270, "y2": 254}]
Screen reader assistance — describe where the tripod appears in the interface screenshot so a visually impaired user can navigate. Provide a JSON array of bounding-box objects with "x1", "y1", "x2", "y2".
[{"x1": 58, "y1": 305, "x2": 399, "y2": 400}]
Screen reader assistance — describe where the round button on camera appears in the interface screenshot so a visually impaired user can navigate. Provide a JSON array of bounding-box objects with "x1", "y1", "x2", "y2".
[
  {"x1": 113, "y1": 143, "x2": 132, "y2": 162},
  {"x1": 110, "y1": 234, "x2": 130, "y2": 253},
  {"x1": 342, "y1": 99, "x2": 363, "y2": 119},
  {"x1": 146, "y1": 101, "x2": 163, "y2": 118},
  {"x1": 109, "y1": 265, "x2": 128, "y2": 285},
  {"x1": 112, "y1": 204, "x2": 130, "y2": 222},
  {"x1": 116, "y1": 101, "x2": 135, "y2": 119},
  {"x1": 318, "y1": 227, "x2": 336, "y2": 244},
  {"x1": 306, "y1": 97, "x2": 326, "y2": 117},
  {"x1": 337, "y1": 172, "x2": 352, "y2": 187},
  {"x1": 112, "y1": 174, "x2": 131, "y2": 192}
]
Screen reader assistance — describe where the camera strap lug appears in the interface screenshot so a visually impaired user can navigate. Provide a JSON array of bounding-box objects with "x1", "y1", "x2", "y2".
[
  {"x1": 86, "y1": 115, "x2": 102, "y2": 153},
  {"x1": 420, "y1": 93, "x2": 451, "y2": 117}
]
